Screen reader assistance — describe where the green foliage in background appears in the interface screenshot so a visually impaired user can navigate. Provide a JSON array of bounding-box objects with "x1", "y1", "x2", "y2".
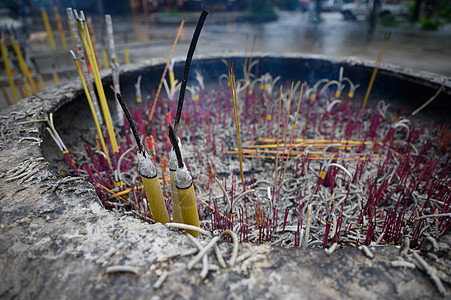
[
  {"x1": 380, "y1": 12, "x2": 397, "y2": 27},
  {"x1": 419, "y1": 17, "x2": 442, "y2": 30},
  {"x1": 438, "y1": 3, "x2": 451, "y2": 22}
]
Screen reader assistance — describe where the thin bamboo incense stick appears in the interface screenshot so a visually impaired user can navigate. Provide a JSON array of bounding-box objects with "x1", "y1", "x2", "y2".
[
  {"x1": 361, "y1": 32, "x2": 391, "y2": 111},
  {"x1": 148, "y1": 19, "x2": 185, "y2": 124},
  {"x1": 41, "y1": 6, "x2": 57, "y2": 52},
  {"x1": 0, "y1": 37, "x2": 18, "y2": 102},
  {"x1": 228, "y1": 61, "x2": 244, "y2": 186},
  {"x1": 77, "y1": 10, "x2": 118, "y2": 153},
  {"x1": 54, "y1": 7, "x2": 68, "y2": 52},
  {"x1": 70, "y1": 50, "x2": 111, "y2": 167},
  {"x1": 273, "y1": 86, "x2": 283, "y2": 188},
  {"x1": 66, "y1": 8, "x2": 102, "y2": 124},
  {"x1": 281, "y1": 83, "x2": 304, "y2": 181},
  {"x1": 278, "y1": 82, "x2": 294, "y2": 181},
  {"x1": 11, "y1": 37, "x2": 38, "y2": 93},
  {"x1": 105, "y1": 14, "x2": 124, "y2": 127}
]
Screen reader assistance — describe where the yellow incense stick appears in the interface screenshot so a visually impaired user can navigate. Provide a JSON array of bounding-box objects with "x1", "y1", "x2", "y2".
[
  {"x1": 1, "y1": 39, "x2": 18, "y2": 102},
  {"x1": 255, "y1": 138, "x2": 374, "y2": 146},
  {"x1": 41, "y1": 7, "x2": 56, "y2": 52},
  {"x1": 177, "y1": 182, "x2": 200, "y2": 236},
  {"x1": 38, "y1": 77, "x2": 45, "y2": 90},
  {"x1": 227, "y1": 62, "x2": 244, "y2": 186},
  {"x1": 102, "y1": 49, "x2": 109, "y2": 69},
  {"x1": 138, "y1": 152, "x2": 169, "y2": 224},
  {"x1": 11, "y1": 39, "x2": 38, "y2": 93},
  {"x1": 54, "y1": 8, "x2": 68, "y2": 51},
  {"x1": 24, "y1": 82, "x2": 32, "y2": 96},
  {"x1": 361, "y1": 32, "x2": 391, "y2": 111},
  {"x1": 71, "y1": 50, "x2": 111, "y2": 167},
  {"x1": 124, "y1": 47, "x2": 130, "y2": 64},
  {"x1": 77, "y1": 12, "x2": 118, "y2": 153}
]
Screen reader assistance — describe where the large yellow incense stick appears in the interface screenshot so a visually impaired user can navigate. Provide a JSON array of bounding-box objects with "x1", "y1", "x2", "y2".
[
  {"x1": 227, "y1": 62, "x2": 244, "y2": 186},
  {"x1": 138, "y1": 152, "x2": 170, "y2": 224},
  {"x1": 11, "y1": 38, "x2": 38, "y2": 93},
  {"x1": 116, "y1": 91, "x2": 169, "y2": 224},
  {"x1": 169, "y1": 125, "x2": 200, "y2": 236},
  {"x1": 0, "y1": 39, "x2": 18, "y2": 102},
  {"x1": 41, "y1": 7, "x2": 56, "y2": 52},
  {"x1": 77, "y1": 11, "x2": 118, "y2": 153},
  {"x1": 361, "y1": 32, "x2": 391, "y2": 111},
  {"x1": 71, "y1": 50, "x2": 111, "y2": 167}
]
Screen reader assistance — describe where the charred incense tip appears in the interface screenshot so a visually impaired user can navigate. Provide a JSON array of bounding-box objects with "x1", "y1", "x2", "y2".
[
  {"x1": 168, "y1": 124, "x2": 183, "y2": 169},
  {"x1": 174, "y1": 9, "x2": 209, "y2": 133},
  {"x1": 116, "y1": 92, "x2": 143, "y2": 154}
]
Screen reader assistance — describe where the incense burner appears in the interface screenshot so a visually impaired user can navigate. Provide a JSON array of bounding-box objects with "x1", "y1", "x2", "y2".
[{"x1": 1, "y1": 54, "x2": 450, "y2": 298}]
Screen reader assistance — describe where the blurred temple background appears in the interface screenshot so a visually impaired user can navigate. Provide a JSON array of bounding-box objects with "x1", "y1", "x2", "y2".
[{"x1": 0, "y1": 0, "x2": 450, "y2": 108}]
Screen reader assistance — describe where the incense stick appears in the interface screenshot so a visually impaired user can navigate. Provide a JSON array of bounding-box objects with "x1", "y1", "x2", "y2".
[
  {"x1": 0, "y1": 37, "x2": 18, "y2": 102},
  {"x1": 41, "y1": 6, "x2": 56, "y2": 52},
  {"x1": 54, "y1": 7, "x2": 68, "y2": 52},
  {"x1": 148, "y1": 19, "x2": 185, "y2": 124},
  {"x1": 116, "y1": 92, "x2": 144, "y2": 155},
  {"x1": 273, "y1": 86, "x2": 283, "y2": 188},
  {"x1": 278, "y1": 82, "x2": 294, "y2": 181},
  {"x1": 228, "y1": 61, "x2": 245, "y2": 186},
  {"x1": 105, "y1": 14, "x2": 124, "y2": 127},
  {"x1": 361, "y1": 32, "x2": 391, "y2": 111},
  {"x1": 77, "y1": 10, "x2": 118, "y2": 153},
  {"x1": 168, "y1": 124, "x2": 183, "y2": 168},
  {"x1": 71, "y1": 50, "x2": 111, "y2": 167},
  {"x1": 67, "y1": 8, "x2": 102, "y2": 124},
  {"x1": 11, "y1": 37, "x2": 38, "y2": 93},
  {"x1": 174, "y1": 9, "x2": 209, "y2": 133},
  {"x1": 281, "y1": 83, "x2": 304, "y2": 181}
]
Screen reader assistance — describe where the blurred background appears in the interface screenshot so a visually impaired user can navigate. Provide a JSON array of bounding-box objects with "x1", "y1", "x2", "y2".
[{"x1": 0, "y1": 0, "x2": 450, "y2": 109}]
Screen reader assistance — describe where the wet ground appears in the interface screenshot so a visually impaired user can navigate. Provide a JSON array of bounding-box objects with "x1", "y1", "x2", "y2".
[
  {"x1": 103, "y1": 11, "x2": 451, "y2": 75},
  {"x1": 1, "y1": 10, "x2": 451, "y2": 108}
]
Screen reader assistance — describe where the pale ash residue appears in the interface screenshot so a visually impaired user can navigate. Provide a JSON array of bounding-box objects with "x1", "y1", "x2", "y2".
[
  {"x1": 169, "y1": 148, "x2": 177, "y2": 171},
  {"x1": 137, "y1": 151, "x2": 156, "y2": 178},
  {"x1": 169, "y1": 137, "x2": 181, "y2": 171},
  {"x1": 174, "y1": 165, "x2": 192, "y2": 189}
]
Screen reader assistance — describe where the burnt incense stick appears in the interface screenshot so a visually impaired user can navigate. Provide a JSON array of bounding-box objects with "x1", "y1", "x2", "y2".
[
  {"x1": 116, "y1": 92, "x2": 144, "y2": 155},
  {"x1": 168, "y1": 124, "x2": 183, "y2": 168},
  {"x1": 174, "y1": 9, "x2": 209, "y2": 133}
]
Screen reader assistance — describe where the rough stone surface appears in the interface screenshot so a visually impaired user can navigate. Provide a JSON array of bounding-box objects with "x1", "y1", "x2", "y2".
[{"x1": 1, "y1": 55, "x2": 449, "y2": 299}]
